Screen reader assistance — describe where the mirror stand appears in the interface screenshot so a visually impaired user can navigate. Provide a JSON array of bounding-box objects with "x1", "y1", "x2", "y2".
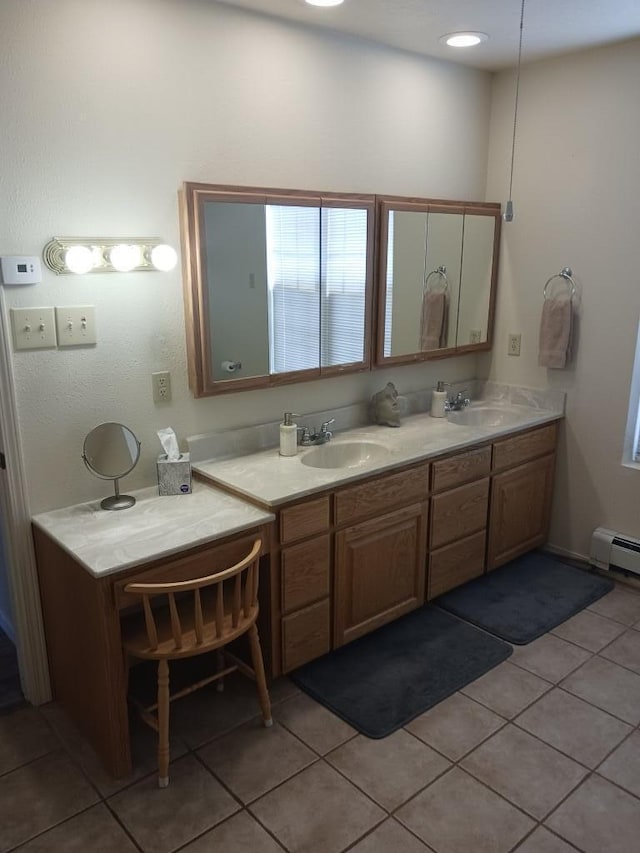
[{"x1": 101, "y1": 479, "x2": 136, "y2": 511}]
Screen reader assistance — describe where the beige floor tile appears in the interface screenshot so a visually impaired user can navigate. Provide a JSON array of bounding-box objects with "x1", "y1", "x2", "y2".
[
  {"x1": 397, "y1": 767, "x2": 534, "y2": 853},
  {"x1": 509, "y1": 633, "x2": 591, "y2": 683},
  {"x1": 13, "y1": 803, "x2": 138, "y2": 852},
  {"x1": 598, "y1": 730, "x2": 640, "y2": 797},
  {"x1": 587, "y1": 585, "x2": 640, "y2": 625},
  {"x1": 0, "y1": 706, "x2": 59, "y2": 775},
  {"x1": 41, "y1": 702, "x2": 188, "y2": 798},
  {"x1": 250, "y1": 761, "x2": 385, "y2": 853},
  {"x1": 546, "y1": 774, "x2": 640, "y2": 853},
  {"x1": 515, "y1": 687, "x2": 631, "y2": 768},
  {"x1": 0, "y1": 751, "x2": 99, "y2": 853},
  {"x1": 461, "y1": 725, "x2": 586, "y2": 820},
  {"x1": 561, "y1": 656, "x2": 640, "y2": 724},
  {"x1": 551, "y1": 609, "x2": 627, "y2": 652},
  {"x1": 460, "y1": 661, "x2": 550, "y2": 719},
  {"x1": 348, "y1": 818, "x2": 434, "y2": 852},
  {"x1": 108, "y1": 754, "x2": 239, "y2": 853},
  {"x1": 405, "y1": 692, "x2": 504, "y2": 761},
  {"x1": 600, "y1": 628, "x2": 640, "y2": 674},
  {"x1": 513, "y1": 826, "x2": 580, "y2": 852},
  {"x1": 180, "y1": 810, "x2": 284, "y2": 852},
  {"x1": 326, "y1": 730, "x2": 449, "y2": 811},
  {"x1": 198, "y1": 718, "x2": 316, "y2": 803},
  {"x1": 276, "y1": 692, "x2": 356, "y2": 754}
]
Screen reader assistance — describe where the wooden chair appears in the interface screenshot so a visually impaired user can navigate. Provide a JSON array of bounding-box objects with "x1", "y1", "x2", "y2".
[{"x1": 121, "y1": 538, "x2": 272, "y2": 787}]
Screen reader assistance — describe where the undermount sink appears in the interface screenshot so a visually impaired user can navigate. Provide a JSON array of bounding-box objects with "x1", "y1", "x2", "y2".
[
  {"x1": 447, "y1": 405, "x2": 527, "y2": 428},
  {"x1": 300, "y1": 440, "x2": 391, "y2": 470}
]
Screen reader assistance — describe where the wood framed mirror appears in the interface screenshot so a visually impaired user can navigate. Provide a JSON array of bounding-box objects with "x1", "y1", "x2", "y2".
[
  {"x1": 374, "y1": 197, "x2": 501, "y2": 366},
  {"x1": 180, "y1": 183, "x2": 375, "y2": 397}
]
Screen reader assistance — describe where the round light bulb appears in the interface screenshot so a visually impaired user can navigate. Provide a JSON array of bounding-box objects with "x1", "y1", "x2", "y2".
[
  {"x1": 150, "y1": 244, "x2": 178, "y2": 271},
  {"x1": 65, "y1": 245, "x2": 95, "y2": 274},
  {"x1": 304, "y1": 0, "x2": 344, "y2": 7},
  {"x1": 109, "y1": 244, "x2": 141, "y2": 272},
  {"x1": 440, "y1": 32, "x2": 488, "y2": 48}
]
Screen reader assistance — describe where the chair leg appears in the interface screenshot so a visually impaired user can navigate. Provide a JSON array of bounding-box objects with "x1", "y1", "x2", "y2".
[
  {"x1": 157, "y1": 658, "x2": 171, "y2": 787},
  {"x1": 248, "y1": 623, "x2": 272, "y2": 727},
  {"x1": 216, "y1": 649, "x2": 225, "y2": 692}
]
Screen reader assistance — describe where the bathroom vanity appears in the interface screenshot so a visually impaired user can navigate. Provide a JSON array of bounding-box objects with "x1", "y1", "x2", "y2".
[{"x1": 32, "y1": 394, "x2": 562, "y2": 779}]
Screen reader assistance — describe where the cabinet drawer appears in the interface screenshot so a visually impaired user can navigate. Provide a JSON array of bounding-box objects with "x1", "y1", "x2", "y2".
[
  {"x1": 280, "y1": 495, "x2": 330, "y2": 545},
  {"x1": 114, "y1": 532, "x2": 265, "y2": 610},
  {"x1": 428, "y1": 530, "x2": 486, "y2": 599},
  {"x1": 430, "y1": 478, "x2": 489, "y2": 550},
  {"x1": 492, "y1": 422, "x2": 558, "y2": 472},
  {"x1": 281, "y1": 535, "x2": 331, "y2": 614},
  {"x1": 431, "y1": 446, "x2": 491, "y2": 492},
  {"x1": 334, "y1": 462, "x2": 430, "y2": 526},
  {"x1": 282, "y1": 598, "x2": 331, "y2": 672}
]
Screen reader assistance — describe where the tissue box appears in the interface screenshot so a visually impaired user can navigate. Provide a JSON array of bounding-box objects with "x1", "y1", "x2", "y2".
[{"x1": 156, "y1": 452, "x2": 192, "y2": 496}]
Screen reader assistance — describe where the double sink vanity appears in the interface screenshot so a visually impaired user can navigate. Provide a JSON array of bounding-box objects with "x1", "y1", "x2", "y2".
[{"x1": 32, "y1": 383, "x2": 564, "y2": 779}]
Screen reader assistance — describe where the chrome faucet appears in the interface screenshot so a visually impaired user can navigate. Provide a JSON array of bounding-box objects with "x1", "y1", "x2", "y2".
[
  {"x1": 297, "y1": 418, "x2": 335, "y2": 446},
  {"x1": 444, "y1": 390, "x2": 471, "y2": 412}
]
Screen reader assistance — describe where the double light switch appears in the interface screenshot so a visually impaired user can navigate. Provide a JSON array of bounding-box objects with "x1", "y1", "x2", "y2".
[{"x1": 10, "y1": 306, "x2": 96, "y2": 350}]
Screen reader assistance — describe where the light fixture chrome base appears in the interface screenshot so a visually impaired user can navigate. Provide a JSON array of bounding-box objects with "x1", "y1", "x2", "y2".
[
  {"x1": 43, "y1": 237, "x2": 164, "y2": 274},
  {"x1": 502, "y1": 200, "x2": 514, "y2": 222}
]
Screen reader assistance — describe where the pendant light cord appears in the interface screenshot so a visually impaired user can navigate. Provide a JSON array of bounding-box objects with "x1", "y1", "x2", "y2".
[{"x1": 507, "y1": 0, "x2": 526, "y2": 204}]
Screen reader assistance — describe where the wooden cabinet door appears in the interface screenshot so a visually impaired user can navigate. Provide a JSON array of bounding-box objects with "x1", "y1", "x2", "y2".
[
  {"x1": 334, "y1": 502, "x2": 427, "y2": 647},
  {"x1": 487, "y1": 453, "x2": 555, "y2": 570}
]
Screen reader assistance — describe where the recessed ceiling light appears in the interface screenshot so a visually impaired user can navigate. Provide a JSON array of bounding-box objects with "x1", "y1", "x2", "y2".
[
  {"x1": 440, "y1": 32, "x2": 489, "y2": 48},
  {"x1": 304, "y1": 0, "x2": 345, "y2": 7}
]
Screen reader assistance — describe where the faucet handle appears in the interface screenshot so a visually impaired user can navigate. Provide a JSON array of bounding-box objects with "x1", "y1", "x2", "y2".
[{"x1": 320, "y1": 418, "x2": 335, "y2": 433}]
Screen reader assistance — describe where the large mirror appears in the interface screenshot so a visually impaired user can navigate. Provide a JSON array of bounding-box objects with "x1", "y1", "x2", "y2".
[
  {"x1": 375, "y1": 198, "x2": 500, "y2": 365},
  {"x1": 181, "y1": 183, "x2": 375, "y2": 397}
]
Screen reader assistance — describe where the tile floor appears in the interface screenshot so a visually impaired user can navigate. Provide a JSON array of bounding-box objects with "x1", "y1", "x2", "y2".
[{"x1": 1, "y1": 580, "x2": 640, "y2": 853}]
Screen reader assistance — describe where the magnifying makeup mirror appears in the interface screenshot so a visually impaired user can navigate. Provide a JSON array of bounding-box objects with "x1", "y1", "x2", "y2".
[{"x1": 82, "y1": 422, "x2": 141, "y2": 510}]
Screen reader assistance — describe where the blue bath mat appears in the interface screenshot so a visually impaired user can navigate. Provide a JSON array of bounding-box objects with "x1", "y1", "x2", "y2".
[
  {"x1": 435, "y1": 551, "x2": 614, "y2": 645},
  {"x1": 291, "y1": 606, "x2": 511, "y2": 738}
]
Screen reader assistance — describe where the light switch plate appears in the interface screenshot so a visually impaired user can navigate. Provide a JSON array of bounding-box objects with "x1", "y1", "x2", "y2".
[
  {"x1": 10, "y1": 307, "x2": 57, "y2": 350},
  {"x1": 55, "y1": 305, "x2": 97, "y2": 346}
]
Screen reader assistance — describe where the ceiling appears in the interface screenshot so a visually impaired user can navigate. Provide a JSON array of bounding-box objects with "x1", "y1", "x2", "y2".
[{"x1": 217, "y1": 0, "x2": 640, "y2": 71}]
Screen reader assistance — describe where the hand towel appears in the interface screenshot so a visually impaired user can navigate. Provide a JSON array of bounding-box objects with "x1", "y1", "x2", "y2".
[
  {"x1": 420, "y1": 290, "x2": 448, "y2": 351},
  {"x1": 538, "y1": 297, "x2": 572, "y2": 368}
]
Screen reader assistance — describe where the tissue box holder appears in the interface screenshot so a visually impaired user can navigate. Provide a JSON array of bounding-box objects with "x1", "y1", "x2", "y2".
[{"x1": 157, "y1": 453, "x2": 192, "y2": 496}]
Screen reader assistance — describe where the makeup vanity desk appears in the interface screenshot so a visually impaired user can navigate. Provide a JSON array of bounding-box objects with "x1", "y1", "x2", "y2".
[{"x1": 32, "y1": 481, "x2": 275, "y2": 779}]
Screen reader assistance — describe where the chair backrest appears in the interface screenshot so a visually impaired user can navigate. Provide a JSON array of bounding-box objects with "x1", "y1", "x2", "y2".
[{"x1": 123, "y1": 538, "x2": 262, "y2": 653}]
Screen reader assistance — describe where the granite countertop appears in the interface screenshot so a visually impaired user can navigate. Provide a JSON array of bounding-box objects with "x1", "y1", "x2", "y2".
[
  {"x1": 194, "y1": 402, "x2": 563, "y2": 508},
  {"x1": 32, "y1": 480, "x2": 275, "y2": 578}
]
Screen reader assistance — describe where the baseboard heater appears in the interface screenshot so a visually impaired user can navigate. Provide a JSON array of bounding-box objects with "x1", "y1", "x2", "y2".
[{"x1": 590, "y1": 527, "x2": 640, "y2": 576}]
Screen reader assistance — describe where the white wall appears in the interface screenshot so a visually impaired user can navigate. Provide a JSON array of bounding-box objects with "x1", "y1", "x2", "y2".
[
  {"x1": 482, "y1": 38, "x2": 640, "y2": 558},
  {"x1": 0, "y1": 0, "x2": 491, "y2": 514}
]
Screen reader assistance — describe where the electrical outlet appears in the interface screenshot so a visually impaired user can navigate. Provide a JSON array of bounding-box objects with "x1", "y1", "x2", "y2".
[
  {"x1": 469, "y1": 329, "x2": 482, "y2": 344},
  {"x1": 508, "y1": 333, "x2": 522, "y2": 356},
  {"x1": 152, "y1": 371, "x2": 172, "y2": 402}
]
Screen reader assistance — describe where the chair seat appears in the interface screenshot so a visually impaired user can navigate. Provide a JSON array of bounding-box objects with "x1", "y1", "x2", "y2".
[{"x1": 122, "y1": 586, "x2": 258, "y2": 660}]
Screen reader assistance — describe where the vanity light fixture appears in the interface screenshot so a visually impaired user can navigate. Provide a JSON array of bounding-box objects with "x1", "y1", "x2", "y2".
[
  {"x1": 304, "y1": 0, "x2": 345, "y2": 7},
  {"x1": 503, "y1": 0, "x2": 526, "y2": 222},
  {"x1": 43, "y1": 238, "x2": 178, "y2": 275},
  {"x1": 439, "y1": 32, "x2": 488, "y2": 48}
]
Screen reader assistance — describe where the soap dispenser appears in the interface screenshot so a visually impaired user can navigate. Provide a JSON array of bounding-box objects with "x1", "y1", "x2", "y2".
[
  {"x1": 279, "y1": 412, "x2": 299, "y2": 457},
  {"x1": 430, "y1": 381, "x2": 448, "y2": 418}
]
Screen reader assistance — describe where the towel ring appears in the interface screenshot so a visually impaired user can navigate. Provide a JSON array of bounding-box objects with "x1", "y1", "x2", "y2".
[
  {"x1": 424, "y1": 265, "x2": 449, "y2": 294},
  {"x1": 543, "y1": 267, "x2": 576, "y2": 301}
]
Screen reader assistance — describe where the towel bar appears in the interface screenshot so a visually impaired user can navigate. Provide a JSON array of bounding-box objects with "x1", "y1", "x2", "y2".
[
  {"x1": 424, "y1": 265, "x2": 449, "y2": 293},
  {"x1": 543, "y1": 267, "x2": 576, "y2": 301}
]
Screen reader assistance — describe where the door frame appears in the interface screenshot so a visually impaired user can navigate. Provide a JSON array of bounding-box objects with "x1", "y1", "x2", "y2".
[{"x1": 0, "y1": 287, "x2": 51, "y2": 704}]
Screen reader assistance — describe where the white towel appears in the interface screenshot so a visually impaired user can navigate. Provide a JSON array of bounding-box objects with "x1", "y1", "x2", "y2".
[
  {"x1": 420, "y1": 290, "x2": 448, "y2": 351},
  {"x1": 538, "y1": 298, "x2": 572, "y2": 368}
]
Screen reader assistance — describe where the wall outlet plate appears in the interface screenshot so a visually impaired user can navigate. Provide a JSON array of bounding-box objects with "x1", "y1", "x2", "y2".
[
  {"x1": 152, "y1": 371, "x2": 172, "y2": 402},
  {"x1": 508, "y1": 333, "x2": 522, "y2": 356}
]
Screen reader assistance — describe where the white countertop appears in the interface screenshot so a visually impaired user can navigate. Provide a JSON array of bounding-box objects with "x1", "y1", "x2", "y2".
[
  {"x1": 194, "y1": 405, "x2": 563, "y2": 507},
  {"x1": 32, "y1": 480, "x2": 275, "y2": 578}
]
